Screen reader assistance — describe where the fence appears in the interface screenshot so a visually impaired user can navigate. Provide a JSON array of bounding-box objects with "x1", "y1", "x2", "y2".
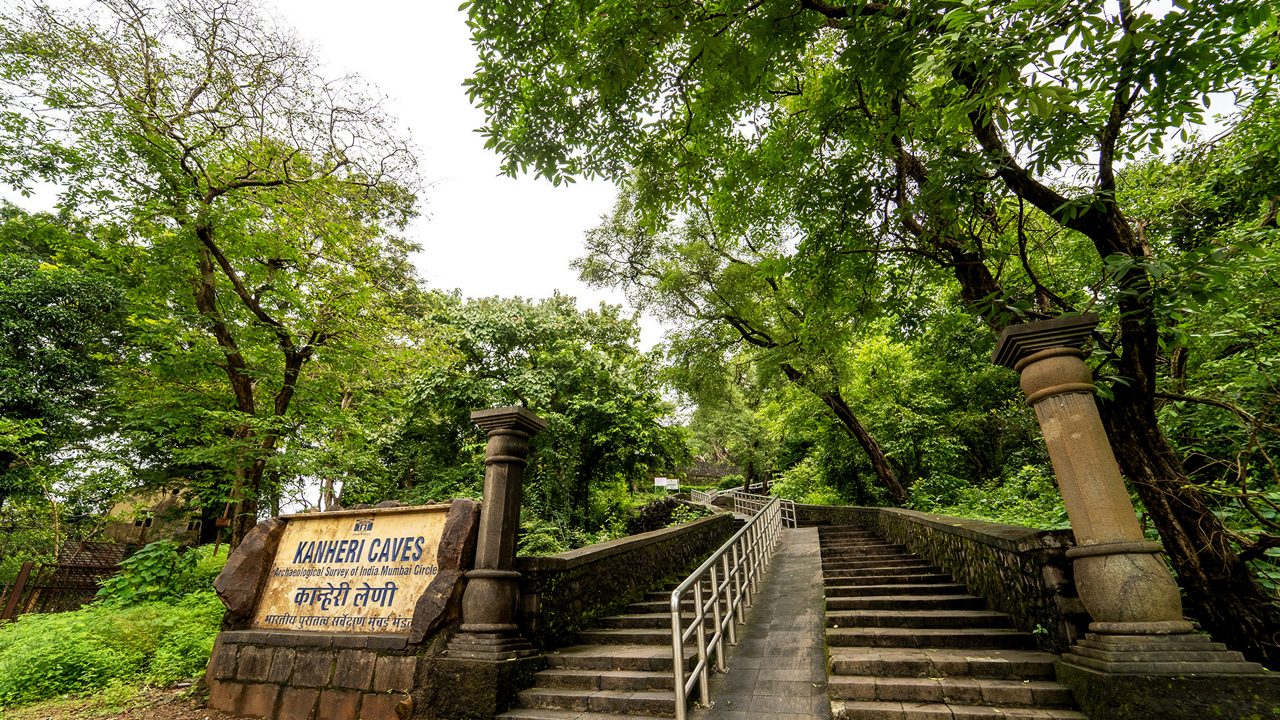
[
  {"x1": 731, "y1": 490, "x2": 796, "y2": 528},
  {"x1": 669, "y1": 494, "x2": 785, "y2": 720},
  {"x1": 0, "y1": 542, "x2": 128, "y2": 621}
]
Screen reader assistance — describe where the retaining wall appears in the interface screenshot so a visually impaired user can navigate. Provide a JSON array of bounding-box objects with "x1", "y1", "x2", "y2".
[
  {"x1": 797, "y1": 504, "x2": 1088, "y2": 652},
  {"x1": 516, "y1": 513, "x2": 737, "y2": 648}
]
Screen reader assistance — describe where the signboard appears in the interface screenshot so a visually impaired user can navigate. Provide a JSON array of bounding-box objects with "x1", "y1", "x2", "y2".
[
  {"x1": 653, "y1": 476, "x2": 680, "y2": 490},
  {"x1": 252, "y1": 505, "x2": 449, "y2": 634}
]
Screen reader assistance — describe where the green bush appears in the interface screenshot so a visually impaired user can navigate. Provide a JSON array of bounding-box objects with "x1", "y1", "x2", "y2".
[
  {"x1": 769, "y1": 457, "x2": 842, "y2": 506},
  {"x1": 96, "y1": 540, "x2": 199, "y2": 606},
  {"x1": 0, "y1": 590, "x2": 224, "y2": 707},
  {"x1": 914, "y1": 465, "x2": 1069, "y2": 530}
]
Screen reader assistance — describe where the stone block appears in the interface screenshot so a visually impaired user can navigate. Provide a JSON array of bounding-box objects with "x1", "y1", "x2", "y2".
[
  {"x1": 293, "y1": 649, "x2": 336, "y2": 687},
  {"x1": 208, "y1": 678, "x2": 243, "y2": 713},
  {"x1": 334, "y1": 648, "x2": 376, "y2": 689},
  {"x1": 239, "y1": 683, "x2": 280, "y2": 718},
  {"x1": 213, "y1": 517, "x2": 286, "y2": 626},
  {"x1": 358, "y1": 692, "x2": 408, "y2": 720},
  {"x1": 372, "y1": 655, "x2": 416, "y2": 693},
  {"x1": 1057, "y1": 659, "x2": 1280, "y2": 719},
  {"x1": 278, "y1": 686, "x2": 319, "y2": 720},
  {"x1": 317, "y1": 688, "x2": 362, "y2": 720},
  {"x1": 410, "y1": 499, "x2": 481, "y2": 645},
  {"x1": 412, "y1": 655, "x2": 546, "y2": 719},
  {"x1": 237, "y1": 645, "x2": 274, "y2": 682},
  {"x1": 269, "y1": 647, "x2": 297, "y2": 683},
  {"x1": 208, "y1": 638, "x2": 238, "y2": 680}
]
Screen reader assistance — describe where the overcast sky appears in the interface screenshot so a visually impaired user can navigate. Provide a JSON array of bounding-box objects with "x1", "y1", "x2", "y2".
[{"x1": 265, "y1": 0, "x2": 659, "y2": 339}]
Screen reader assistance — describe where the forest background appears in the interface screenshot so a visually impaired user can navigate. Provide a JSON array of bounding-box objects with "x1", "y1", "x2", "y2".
[{"x1": 0, "y1": 0, "x2": 1279, "y2": 686}]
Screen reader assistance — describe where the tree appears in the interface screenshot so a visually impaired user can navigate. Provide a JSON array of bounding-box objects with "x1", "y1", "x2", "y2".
[
  {"x1": 0, "y1": 204, "x2": 127, "y2": 510},
  {"x1": 361, "y1": 293, "x2": 689, "y2": 532},
  {"x1": 1, "y1": 0, "x2": 419, "y2": 543},
  {"x1": 582, "y1": 195, "x2": 909, "y2": 502},
  {"x1": 464, "y1": 0, "x2": 1280, "y2": 662}
]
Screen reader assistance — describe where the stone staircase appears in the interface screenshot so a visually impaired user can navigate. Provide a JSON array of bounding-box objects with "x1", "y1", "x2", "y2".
[
  {"x1": 820, "y1": 526, "x2": 1089, "y2": 719},
  {"x1": 498, "y1": 581, "x2": 711, "y2": 720}
]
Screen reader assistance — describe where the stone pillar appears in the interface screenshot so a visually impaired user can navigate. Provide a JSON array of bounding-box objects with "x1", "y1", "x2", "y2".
[
  {"x1": 993, "y1": 315, "x2": 1188, "y2": 634},
  {"x1": 448, "y1": 406, "x2": 547, "y2": 660},
  {"x1": 995, "y1": 316, "x2": 1274, "y2": 720}
]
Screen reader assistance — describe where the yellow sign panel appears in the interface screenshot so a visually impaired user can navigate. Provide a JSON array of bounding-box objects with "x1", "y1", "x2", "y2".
[{"x1": 253, "y1": 505, "x2": 449, "y2": 634}]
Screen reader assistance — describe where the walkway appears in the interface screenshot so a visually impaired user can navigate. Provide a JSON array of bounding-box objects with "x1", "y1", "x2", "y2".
[{"x1": 694, "y1": 526, "x2": 832, "y2": 720}]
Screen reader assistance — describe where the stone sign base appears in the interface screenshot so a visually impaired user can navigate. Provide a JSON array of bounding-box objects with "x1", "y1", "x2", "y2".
[{"x1": 206, "y1": 630, "x2": 425, "y2": 720}]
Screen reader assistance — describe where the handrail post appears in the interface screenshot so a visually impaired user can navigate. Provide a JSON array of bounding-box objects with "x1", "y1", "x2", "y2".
[
  {"x1": 693, "y1": 581, "x2": 710, "y2": 706},
  {"x1": 710, "y1": 563, "x2": 726, "y2": 671},
  {"x1": 722, "y1": 553, "x2": 737, "y2": 645},
  {"x1": 671, "y1": 589, "x2": 687, "y2": 720}
]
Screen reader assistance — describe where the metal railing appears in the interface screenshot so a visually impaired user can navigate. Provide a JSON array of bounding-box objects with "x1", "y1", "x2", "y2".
[
  {"x1": 690, "y1": 488, "x2": 716, "y2": 505},
  {"x1": 669, "y1": 494, "x2": 785, "y2": 720},
  {"x1": 732, "y1": 490, "x2": 797, "y2": 529}
]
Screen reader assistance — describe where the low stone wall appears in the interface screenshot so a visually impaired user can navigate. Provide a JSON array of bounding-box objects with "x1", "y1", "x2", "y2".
[
  {"x1": 206, "y1": 630, "x2": 425, "y2": 720},
  {"x1": 797, "y1": 504, "x2": 1088, "y2": 652},
  {"x1": 516, "y1": 513, "x2": 736, "y2": 648}
]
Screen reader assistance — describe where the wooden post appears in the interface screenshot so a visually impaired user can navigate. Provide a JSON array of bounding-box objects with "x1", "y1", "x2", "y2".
[{"x1": 1, "y1": 561, "x2": 34, "y2": 621}]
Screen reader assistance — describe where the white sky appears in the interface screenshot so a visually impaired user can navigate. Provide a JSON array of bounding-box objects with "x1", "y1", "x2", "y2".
[{"x1": 265, "y1": 0, "x2": 657, "y2": 339}]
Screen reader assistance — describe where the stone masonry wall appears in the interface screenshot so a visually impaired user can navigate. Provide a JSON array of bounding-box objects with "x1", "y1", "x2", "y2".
[
  {"x1": 516, "y1": 513, "x2": 736, "y2": 648},
  {"x1": 205, "y1": 631, "x2": 427, "y2": 720},
  {"x1": 796, "y1": 504, "x2": 1089, "y2": 652}
]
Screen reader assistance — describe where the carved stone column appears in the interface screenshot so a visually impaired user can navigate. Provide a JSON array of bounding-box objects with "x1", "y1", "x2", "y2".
[
  {"x1": 994, "y1": 315, "x2": 1188, "y2": 634},
  {"x1": 448, "y1": 406, "x2": 547, "y2": 660},
  {"x1": 995, "y1": 316, "x2": 1274, "y2": 720}
]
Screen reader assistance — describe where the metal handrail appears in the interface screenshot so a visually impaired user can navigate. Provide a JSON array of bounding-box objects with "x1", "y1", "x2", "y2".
[
  {"x1": 690, "y1": 488, "x2": 716, "y2": 505},
  {"x1": 670, "y1": 494, "x2": 784, "y2": 720},
  {"x1": 732, "y1": 490, "x2": 797, "y2": 528}
]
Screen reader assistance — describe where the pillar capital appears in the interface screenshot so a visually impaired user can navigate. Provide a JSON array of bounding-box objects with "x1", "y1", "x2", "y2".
[
  {"x1": 471, "y1": 406, "x2": 549, "y2": 436},
  {"x1": 992, "y1": 313, "x2": 1099, "y2": 369}
]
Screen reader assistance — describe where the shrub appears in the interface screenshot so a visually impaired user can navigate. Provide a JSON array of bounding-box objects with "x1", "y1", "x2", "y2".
[
  {"x1": 770, "y1": 457, "x2": 842, "y2": 506},
  {"x1": 0, "y1": 590, "x2": 223, "y2": 707},
  {"x1": 96, "y1": 540, "x2": 199, "y2": 606}
]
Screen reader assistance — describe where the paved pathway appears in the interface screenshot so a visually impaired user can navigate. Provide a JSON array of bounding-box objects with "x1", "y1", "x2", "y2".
[{"x1": 694, "y1": 526, "x2": 832, "y2": 720}]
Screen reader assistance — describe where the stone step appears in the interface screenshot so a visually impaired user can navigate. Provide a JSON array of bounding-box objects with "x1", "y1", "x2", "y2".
[
  {"x1": 597, "y1": 613, "x2": 718, "y2": 630},
  {"x1": 824, "y1": 572, "x2": 954, "y2": 585},
  {"x1": 825, "y1": 582, "x2": 969, "y2": 597},
  {"x1": 826, "y1": 594, "x2": 986, "y2": 611},
  {"x1": 545, "y1": 644, "x2": 695, "y2": 672},
  {"x1": 831, "y1": 700, "x2": 1088, "y2": 719},
  {"x1": 531, "y1": 668, "x2": 675, "y2": 692},
  {"x1": 515, "y1": 687, "x2": 676, "y2": 717},
  {"x1": 628, "y1": 599, "x2": 696, "y2": 614},
  {"x1": 821, "y1": 557, "x2": 931, "y2": 569},
  {"x1": 829, "y1": 676, "x2": 1075, "y2": 706},
  {"x1": 827, "y1": 609, "x2": 1012, "y2": 630},
  {"x1": 499, "y1": 710, "x2": 668, "y2": 720},
  {"x1": 820, "y1": 544, "x2": 908, "y2": 555},
  {"x1": 1071, "y1": 645, "x2": 1248, "y2": 665},
  {"x1": 576, "y1": 627, "x2": 672, "y2": 645},
  {"x1": 828, "y1": 648, "x2": 1059, "y2": 680},
  {"x1": 824, "y1": 566, "x2": 945, "y2": 579},
  {"x1": 827, "y1": 627, "x2": 1034, "y2": 649}
]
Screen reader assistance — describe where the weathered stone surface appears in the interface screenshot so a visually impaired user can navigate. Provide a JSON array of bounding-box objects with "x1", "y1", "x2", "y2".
[
  {"x1": 213, "y1": 516, "x2": 287, "y2": 625},
  {"x1": 269, "y1": 646, "x2": 297, "y2": 683},
  {"x1": 409, "y1": 499, "x2": 481, "y2": 644},
  {"x1": 1057, "y1": 660, "x2": 1280, "y2": 719},
  {"x1": 334, "y1": 648, "x2": 377, "y2": 690},
  {"x1": 317, "y1": 689, "x2": 362, "y2": 720},
  {"x1": 411, "y1": 656, "x2": 546, "y2": 719},
  {"x1": 207, "y1": 637, "x2": 238, "y2": 680},
  {"x1": 239, "y1": 682, "x2": 280, "y2": 718},
  {"x1": 359, "y1": 692, "x2": 408, "y2": 720},
  {"x1": 375, "y1": 500, "x2": 402, "y2": 508},
  {"x1": 278, "y1": 687, "x2": 319, "y2": 720},
  {"x1": 373, "y1": 655, "x2": 417, "y2": 693},
  {"x1": 292, "y1": 649, "x2": 336, "y2": 687},
  {"x1": 237, "y1": 645, "x2": 274, "y2": 682},
  {"x1": 208, "y1": 679, "x2": 243, "y2": 713}
]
